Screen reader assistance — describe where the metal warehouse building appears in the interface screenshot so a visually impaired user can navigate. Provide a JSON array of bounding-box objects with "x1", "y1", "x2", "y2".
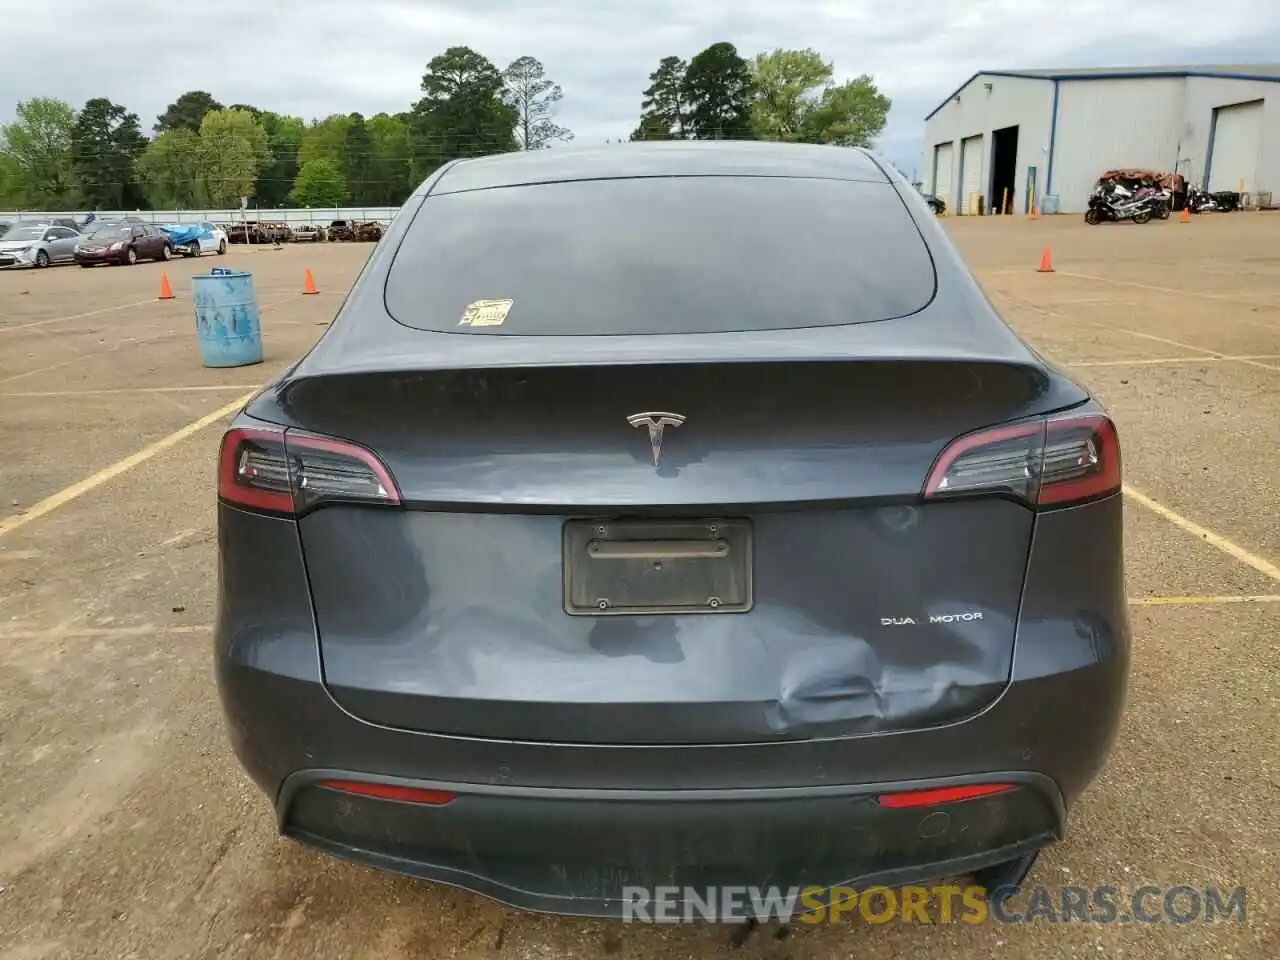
[{"x1": 922, "y1": 64, "x2": 1280, "y2": 215}]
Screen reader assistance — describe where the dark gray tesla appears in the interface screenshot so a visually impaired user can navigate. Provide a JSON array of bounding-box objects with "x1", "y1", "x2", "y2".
[{"x1": 214, "y1": 141, "x2": 1129, "y2": 919}]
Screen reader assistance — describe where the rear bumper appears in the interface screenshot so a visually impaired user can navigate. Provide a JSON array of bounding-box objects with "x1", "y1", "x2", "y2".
[
  {"x1": 279, "y1": 769, "x2": 1062, "y2": 919},
  {"x1": 218, "y1": 654, "x2": 1102, "y2": 916},
  {"x1": 214, "y1": 494, "x2": 1130, "y2": 916}
]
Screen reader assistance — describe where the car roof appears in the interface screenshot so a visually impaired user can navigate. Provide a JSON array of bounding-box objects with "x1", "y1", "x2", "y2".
[{"x1": 426, "y1": 141, "x2": 891, "y2": 196}]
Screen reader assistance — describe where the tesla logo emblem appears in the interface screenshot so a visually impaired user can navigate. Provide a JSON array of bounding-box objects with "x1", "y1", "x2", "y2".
[{"x1": 627, "y1": 412, "x2": 685, "y2": 467}]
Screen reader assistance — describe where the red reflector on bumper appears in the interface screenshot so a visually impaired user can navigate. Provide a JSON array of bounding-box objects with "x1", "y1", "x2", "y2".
[
  {"x1": 876, "y1": 783, "x2": 1014, "y2": 808},
  {"x1": 317, "y1": 780, "x2": 456, "y2": 805}
]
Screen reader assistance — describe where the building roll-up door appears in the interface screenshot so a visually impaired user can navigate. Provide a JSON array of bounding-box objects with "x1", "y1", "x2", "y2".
[
  {"x1": 1208, "y1": 100, "x2": 1263, "y2": 193},
  {"x1": 933, "y1": 142, "x2": 954, "y2": 208},
  {"x1": 959, "y1": 135, "x2": 983, "y2": 214}
]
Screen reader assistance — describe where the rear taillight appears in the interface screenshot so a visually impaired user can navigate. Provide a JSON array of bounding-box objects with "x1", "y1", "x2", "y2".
[
  {"x1": 924, "y1": 414, "x2": 1120, "y2": 509},
  {"x1": 218, "y1": 426, "x2": 400, "y2": 515},
  {"x1": 877, "y1": 783, "x2": 1014, "y2": 808},
  {"x1": 316, "y1": 779, "x2": 455, "y2": 805}
]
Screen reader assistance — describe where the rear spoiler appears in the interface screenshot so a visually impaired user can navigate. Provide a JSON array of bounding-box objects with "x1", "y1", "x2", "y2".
[{"x1": 291, "y1": 290, "x2": 1048, "y2": 380}]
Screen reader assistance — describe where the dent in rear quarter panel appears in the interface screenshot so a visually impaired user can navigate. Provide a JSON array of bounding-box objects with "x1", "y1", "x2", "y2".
[
  {"x1": 214, "y1": 503, "x2": 322, "y2": 799},
  {"x1": 1009, "y1": 492, "x2": 1130, "y2": 802}
]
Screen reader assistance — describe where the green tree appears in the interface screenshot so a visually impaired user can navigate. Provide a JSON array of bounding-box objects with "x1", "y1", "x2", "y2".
[
  {"x1": 342, "y1": 113, "x2": 374, "y2": 202},
  {"x1": 409, "y1": 46, "x2": 517, "y2": 180},
  {"x1": 135, "y1": 129, "x2": 205, "y2": 208},
  {"x1": 629, "y1": 115, "x2": 676, "y2": 142},
  {"x1": 749, "y1": 48, "x2": 833, "y2": 142},
  {"x1": 503, "y1": 56, "x2": 572, "y2": 150},
  {"x1": 682, "y1": 43, "x2": 755, "y2": 140},
  {"x1": 0, "y1": 152, "x2": 25, "y2": 207},
  {"x1": 797, "y1": 75, "x2": 891, "y2": 147},
  {"x1": 0, "y1": 98, "x2": 79, "y2": 206},
  {"x1": 632, "y1": 56, "x2": 687, "y2": 140},
  {"x1": 155, "y1": 90, "x2": 223, "y2": 134},
  {"x1": 71, "y1": 98, "x2": 149, "y2": 209},
  {"x1": 290, "y1": 157, "x2": 347, "y2": 207},
  {"x1": 366, "y1": 112, "x2": 414, "y2": 204},
  {"x1": 254, "y1": 112, "x2": 306, "y2": 207},
  {"x1": 196, "y1": 107, "x2": 268, "y2": 207},
  {"x1": 299, "y1": 114, "x2": 353, "y2": 169}
]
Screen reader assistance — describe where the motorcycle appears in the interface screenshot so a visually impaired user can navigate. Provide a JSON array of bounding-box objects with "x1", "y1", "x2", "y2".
[
  {"x1": 1134, "y1": 185, "x2": 1172, "y2": 219},
  {"x1": 1185, "y1": 187, "x2": 1218, "y2": 213},
  {"x1": 1185, "y1": 187, "x2": 1239, "y2": 213},
  {"x1": 1084, "y1": 183, "x2": 1153, "y2": 224}
]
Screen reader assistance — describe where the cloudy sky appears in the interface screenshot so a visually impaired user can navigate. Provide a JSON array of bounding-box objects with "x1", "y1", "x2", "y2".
[{"x1": 3, "y1": 0, "x2": 1278, "y2": 176}]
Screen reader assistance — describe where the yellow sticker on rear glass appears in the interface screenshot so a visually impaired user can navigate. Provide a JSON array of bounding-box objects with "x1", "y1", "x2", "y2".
[{"x1": 459, "y1": 298, "x2": 513, "y2": 327}]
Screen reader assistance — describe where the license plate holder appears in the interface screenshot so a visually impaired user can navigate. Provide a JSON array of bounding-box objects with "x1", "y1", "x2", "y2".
[{"x1": 563, "y1": 519, "x2": 752, "y2": 616}]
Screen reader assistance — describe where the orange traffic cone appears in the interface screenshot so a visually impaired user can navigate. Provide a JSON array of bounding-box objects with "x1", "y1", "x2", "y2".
[
  {"x1": 1180, "y1": 206, "x2": 1191, "y2": 223},
  {"x1": 158, "y1": 271, "x2": 174, "y2": 300},
  {"x1": 1037, "y1": 245, "x2": 1054, "y2": 273},
  {"x1": 303, "y1": 269, "x2": 318, "y2": 295}
]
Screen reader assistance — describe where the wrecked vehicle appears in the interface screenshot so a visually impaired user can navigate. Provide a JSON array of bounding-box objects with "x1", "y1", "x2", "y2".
[
  {"x1": 326, "y1": 219, "x2": 355, "y2": 241},
  {"x1": 214, "y1": 142, "x2": 1129, "y2": 922},
  {"x1": 326, "y1": 219, "x2": 384, "y2": 241},
  {"x1": 293, "y1": 224, "x2": 327, "y2": 242},
  {"x1": 159, "y1": 221, "x2": 229, "y2": 257}
]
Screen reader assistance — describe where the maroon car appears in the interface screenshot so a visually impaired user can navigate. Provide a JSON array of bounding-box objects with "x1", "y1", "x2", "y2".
[{"x1": 74, "y1": 222, "x2": 173, "y2": 267}]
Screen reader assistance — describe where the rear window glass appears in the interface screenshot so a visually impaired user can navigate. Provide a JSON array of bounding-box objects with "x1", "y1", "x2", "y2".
[{"x1": 385, "y1": 176, "x2": 935, "y2": 336}]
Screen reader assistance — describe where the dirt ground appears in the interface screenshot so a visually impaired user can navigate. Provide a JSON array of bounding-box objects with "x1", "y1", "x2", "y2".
[{"x1": 0, "y1": 215, "x2": 1276, "y2": 959}]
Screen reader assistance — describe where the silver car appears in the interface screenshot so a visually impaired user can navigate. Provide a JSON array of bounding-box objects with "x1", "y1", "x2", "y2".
[{"x1": 0, "y1": 223, "x2": 82, "y2": 268}]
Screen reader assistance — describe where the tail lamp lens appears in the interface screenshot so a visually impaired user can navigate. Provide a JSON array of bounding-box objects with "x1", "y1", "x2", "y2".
[
  {"x1": 1036, "y1": 414, "x2": 1121, "y2": 506},
  {"x1": 877, "y1": 783, "x2": 1015, "y2": 808},
  {"x1": 316, "y1": 779, "x2": 456, "y2": 805},
  {"x1": 218, "y1": 426, "x2": 400, "y2": 515},
  {"x1": 925, "y1": 414, "x2": 1120, "y2": 508},
  {"x1": 285, "y1": 433, "x2": 399, "y2": 511}
]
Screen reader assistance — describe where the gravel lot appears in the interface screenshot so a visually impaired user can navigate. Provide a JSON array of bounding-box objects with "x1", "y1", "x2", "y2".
[{"x1": 0, "y1": 215, "x2": 1276, "y2": 959}]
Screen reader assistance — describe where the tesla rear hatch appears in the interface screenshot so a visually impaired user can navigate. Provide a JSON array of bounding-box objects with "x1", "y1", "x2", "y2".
[{"x1": 228, "y1": 174, "x2": 1106, "y2": 745}]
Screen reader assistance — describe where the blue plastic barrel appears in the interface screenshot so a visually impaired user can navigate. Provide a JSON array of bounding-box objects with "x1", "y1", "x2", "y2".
[{"x1": 191, "y1": 270, "x2": 263, "y2": 367}]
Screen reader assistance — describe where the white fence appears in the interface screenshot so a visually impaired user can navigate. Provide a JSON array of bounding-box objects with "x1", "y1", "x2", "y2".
[{"x1": 0, "y1": 207, "x2": 402, "y2": 226}]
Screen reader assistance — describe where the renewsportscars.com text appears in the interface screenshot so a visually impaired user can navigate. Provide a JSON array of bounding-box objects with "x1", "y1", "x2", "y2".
[{"x1": 621, "y1": 884, "x2": 1247, "y2": 925}]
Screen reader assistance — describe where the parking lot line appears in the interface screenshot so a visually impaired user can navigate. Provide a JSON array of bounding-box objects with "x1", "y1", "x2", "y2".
[
  {"x1": 0, "y1": 291, "x2": 301, "y2": 387},
  {"x1": 1110, "y1": 328, "x2": 1280, "y2": 372},
  {"x1": 0, "y1": 624, "x2": 213, "y2": 640},
  {"x1": 0, "y1": 353, "x2": 108, "y2": 386},
  {"x1": 1124, "y1": 484, "x2": 1280, "y2": 583},
  {"x1": 0, "y1": 390, "x2": 256, "y2": 539},
  {"x1": 1069, "y1": 355, "x2": 1280, "y2": 367},
  {"x1": 1031, "y1": 304, "x2": 1280, "y2": 373},
  {"x1": 0, "y1": 297, "x2": 160, "y2": 333},
  {"x1": 1055, "y1": 270, "x2": 1280, "y2": 311},
  {"x1": 1129, "y1": 594, "x2": 1280, "y2": 606},
  {"x1": 0, "y1": 384, "x2": 260, "y2": 399},
  {"x1": 0, "y1": 331, "x2": 184, "y2": 386}
]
